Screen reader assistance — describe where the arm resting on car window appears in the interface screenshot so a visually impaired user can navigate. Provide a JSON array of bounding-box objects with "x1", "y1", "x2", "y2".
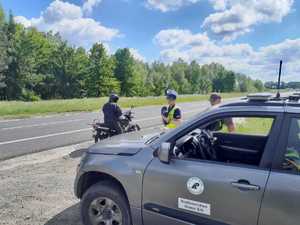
[{"x1": 224, "y1": 118, "x2": 235, "y2": 133}]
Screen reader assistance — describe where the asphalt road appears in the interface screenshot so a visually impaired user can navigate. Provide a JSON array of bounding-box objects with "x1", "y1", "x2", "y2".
[{"x1": 0, "y1": 101, "x2": 210, "y2": 160}]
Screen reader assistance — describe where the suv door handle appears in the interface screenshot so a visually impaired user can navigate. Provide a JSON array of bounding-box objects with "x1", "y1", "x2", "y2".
[{"x1": 231, "y1": 180, "x2": 260, "y2": 191}]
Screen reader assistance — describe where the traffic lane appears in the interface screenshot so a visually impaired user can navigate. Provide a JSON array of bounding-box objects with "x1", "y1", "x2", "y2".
[
  {"x1": 0, "y1": 118, "x2": 88, "y2": 131},
  {"x1": 0, "y1": 115, "x2": 157, "y2": 146},
  {"x1": 0, "y1": 101, "x2": 207, "y2": 160},
  {"x1": 0, "y1": 117, "x2": 92, "y2": 142},
  {"x1": 0, "y1": 110, "x2": 150, "y2": 142},
  {"x1": 0, "y1": 108, "x2": 201, "y2": 148},
  {"x1": 0, "y1": 123, "x2": 163, "y2": 161},
  {"x1": 0, "y1": 101, "x2": 207, "y2": 142},
  {"x1": 0, "y1": 111, "x2": 99, "y2": 129},
  {"x1": 0, "y1": 109, "x2": 201, "y2": 160},
  {"x1": 0, "y1": 107, "x2": 202, "y2": 143},
  {"x1": 0, "y1": 129, "x2": 92, "y2": 160}
]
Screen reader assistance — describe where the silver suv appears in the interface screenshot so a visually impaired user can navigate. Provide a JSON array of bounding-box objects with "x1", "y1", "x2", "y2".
[{"x1": 74, "y1": 94, "x2": 300, "y2": 225}]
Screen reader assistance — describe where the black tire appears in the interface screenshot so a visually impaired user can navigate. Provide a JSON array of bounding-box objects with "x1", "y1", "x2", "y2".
[
  {"x1": 81, "y1": 181, "x2": 132, "y2": 225},
  {"x1": 128, "y1": 124, "x2": 140, "y2": 132},
  {"x1": 135, "y1": 125, "x2": 141, "y2": 131},
  {"x1": 100, "y1": 131, "x2": 109, "y2": 140}
]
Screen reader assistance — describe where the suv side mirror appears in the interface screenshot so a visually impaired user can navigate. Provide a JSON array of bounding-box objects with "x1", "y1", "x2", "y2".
[{"x1": 158, "y1": 142, "x2": 172, "y2": 164}]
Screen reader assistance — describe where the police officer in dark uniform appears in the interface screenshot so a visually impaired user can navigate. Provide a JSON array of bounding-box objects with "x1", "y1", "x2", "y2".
[{"x1": 102, "y1": 93, "x2": 123, "y2": 135}]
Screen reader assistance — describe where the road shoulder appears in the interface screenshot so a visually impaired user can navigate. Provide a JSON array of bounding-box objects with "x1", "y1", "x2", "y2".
[{"x1": 0, "y1": 142, "x2": 90, "y2": 225}]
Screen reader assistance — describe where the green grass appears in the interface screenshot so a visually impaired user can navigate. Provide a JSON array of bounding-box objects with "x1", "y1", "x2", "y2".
[
  {"x1": 221, "y1": 117, "x2": 274, "y2": 135},
  {"x1": 0, "y1": 93, "x2": 245, "y2": 119}
]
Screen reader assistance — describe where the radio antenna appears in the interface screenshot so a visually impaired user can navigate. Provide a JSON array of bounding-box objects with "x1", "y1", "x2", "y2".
[{"x1": 276, "y1": 60, "x2": 283, "y2": 98}]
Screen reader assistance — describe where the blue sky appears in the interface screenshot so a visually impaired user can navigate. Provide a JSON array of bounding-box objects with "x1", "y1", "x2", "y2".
[{"x1": 1, "y1": 0, "x2": 300, "y2": 81}]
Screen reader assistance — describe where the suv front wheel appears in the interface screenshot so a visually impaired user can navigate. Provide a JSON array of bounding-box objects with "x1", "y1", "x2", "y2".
[{"x1": 81, "y1": 181, "x2": 132, "y2": 225}]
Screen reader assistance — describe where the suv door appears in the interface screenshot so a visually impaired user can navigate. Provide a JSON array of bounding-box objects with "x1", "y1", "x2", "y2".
[
  {"x1": 258, "y1": 115, "x2": 300, "y2": 225},
  {"x1": 142, "y1": 112, "x2": 283, "y2": 225}
]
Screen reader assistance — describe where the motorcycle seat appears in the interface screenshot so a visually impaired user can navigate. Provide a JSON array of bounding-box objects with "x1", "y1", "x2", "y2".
[{"x1": 95, "y1": 123, "x2": 117, "y2": 132}]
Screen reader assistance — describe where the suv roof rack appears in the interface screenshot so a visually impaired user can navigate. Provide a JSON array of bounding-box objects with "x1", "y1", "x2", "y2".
[
  {"x1": 288, "y1": 94, "x2": 300, "y2": 102},
  {"x1": 247, "y1": 93, "x2": 273, "y2": 101}
]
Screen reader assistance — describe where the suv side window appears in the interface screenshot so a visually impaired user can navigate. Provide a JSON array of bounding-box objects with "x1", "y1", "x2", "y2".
[
  {"x1": 174, "y1": 115, "x2": 275, "y2": 167},
  {"x1": 215, "y1": 117, "x2": 274, "y2": 136},
  {"x1": 281, "y1": 118, "x2": 300, "y2": 173}
]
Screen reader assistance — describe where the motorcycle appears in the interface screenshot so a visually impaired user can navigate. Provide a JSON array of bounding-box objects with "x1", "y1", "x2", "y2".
[{"x1": 91, "y1": 107, "x2": 141, "y2": 143}]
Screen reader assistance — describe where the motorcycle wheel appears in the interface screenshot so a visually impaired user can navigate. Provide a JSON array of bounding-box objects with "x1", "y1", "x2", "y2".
[
  {"x1": 127, "y1": 124, "x2": 141, "y2": 132},
  {"x1": 94, "y1": 130, "x2": 108, "y2": 143},
  {"x1": 135, "y1": 124, "x2": 141, "y2": 131},
  {"x1": 100, "y1": 131, "x2": 109, "y2": 140}
]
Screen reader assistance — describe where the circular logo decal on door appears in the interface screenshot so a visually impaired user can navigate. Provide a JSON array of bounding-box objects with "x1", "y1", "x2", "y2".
[{"x1": 187, "y1": 177, "x2": 204, "y2": 195}]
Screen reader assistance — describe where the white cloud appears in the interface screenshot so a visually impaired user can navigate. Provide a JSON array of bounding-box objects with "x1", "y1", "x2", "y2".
[
  {"x1": 146, "y1": 0, "x2": 201, "y2": 12},
  {"x1": 14, "y1": 16, "x2": 32, "y2": 28},
  {"x1": 154, "y1": 29, "x2": 300, "y2": 81},
  {"x1": 129, "y1": 48, "x2": 146, "y2": 61},
  {"x1": 83, "y1": 0, "x2": 102, "y2": 14},
  {"x1": 203, "y1": 0, "x2": 294, "y2": 41},
  {"x1": 146, "y1": 0, "x2": 294, "y2": 40},
  {"x1": 14, "y1": 0, "x2": 119, "y2": 49},
  {"x1": 154, "y1": 29, "x2": 209, "y2": 49},
  {"x1": 208, "y1": 0, "x2": 228, "y2": 10},
  {"x1": 42, "y1": 0, "x2": 82, "y2": 23}
]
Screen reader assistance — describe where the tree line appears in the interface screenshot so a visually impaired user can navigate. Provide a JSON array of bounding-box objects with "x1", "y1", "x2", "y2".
[
  {"x1": 0, "y1": 7, "x2": 264, "y2": 101},
  {"x1": 265, "y1": 81, "x2": 300, "y2": 90}
]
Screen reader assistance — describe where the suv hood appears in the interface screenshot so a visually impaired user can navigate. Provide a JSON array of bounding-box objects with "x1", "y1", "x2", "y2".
[{"x1": 87, "y1": 129, "x2": 159, "y2": 156}]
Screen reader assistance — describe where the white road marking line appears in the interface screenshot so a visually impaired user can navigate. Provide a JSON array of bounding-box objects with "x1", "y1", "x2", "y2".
[
  {"x1": 0, "y1": 128, "x2": 92, "y2": 146},
  {"x1": 1, "y1": 108, "x2": 201, "y2": 130},
  {"x1": 1, "y1": 119, "x2": 86, "y2": 130},
  {"x1": 0, "y1": 125, "x2": 162, "y2": 147},
  {"x1": 0, "y1": 119, "x2": 21, "y2": 123},
  {"x1": 0, "y1": 109, "x2": 203, "y2": 146}
]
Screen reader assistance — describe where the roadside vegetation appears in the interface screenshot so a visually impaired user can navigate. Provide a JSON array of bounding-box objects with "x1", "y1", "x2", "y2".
[
  {"x1": 0, "y1": 93, "x2": 244, "y2": 118},
  {"x1": 0, "y1": 6, "x2": 268, "y2": 119},
  {"x1": 234, "y1": 118, "x2": 274, "y2": 135},
  {"x1": 0, "y1": 6, "x2": 264, "y2": 103},
  {"x1": 221, "y1": 117, "x2": 274, "y2": 135}
]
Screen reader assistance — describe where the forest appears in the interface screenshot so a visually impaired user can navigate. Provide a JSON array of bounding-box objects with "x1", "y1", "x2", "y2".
[{"x1": 0, "y1": 7, "x2": 264, "y2": 101}]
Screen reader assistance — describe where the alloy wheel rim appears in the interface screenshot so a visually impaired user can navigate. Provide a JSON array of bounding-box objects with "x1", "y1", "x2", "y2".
[{"x1": 89, "y1": 197, "x2": 123, "y2": 225}]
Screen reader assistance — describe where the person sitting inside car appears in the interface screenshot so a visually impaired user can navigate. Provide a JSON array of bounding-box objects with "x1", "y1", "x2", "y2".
[
  {"x1": 209, "y1": 93, "x2": 235, "y2": 133},
  {"x1": 102, "y1": 93, "x2": 123, "y2": 135},
  {"x1": 161, "y1": 89, "x2": 182, "y2": 129}
]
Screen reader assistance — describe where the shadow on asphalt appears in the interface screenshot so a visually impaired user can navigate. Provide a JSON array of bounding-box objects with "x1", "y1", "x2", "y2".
[
  {"x1": 44, "y1": 203, "x2": 82, "y2": 225},
  {"x1": 69, "y1": 148, "x2": 87, "y2": 159}
]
